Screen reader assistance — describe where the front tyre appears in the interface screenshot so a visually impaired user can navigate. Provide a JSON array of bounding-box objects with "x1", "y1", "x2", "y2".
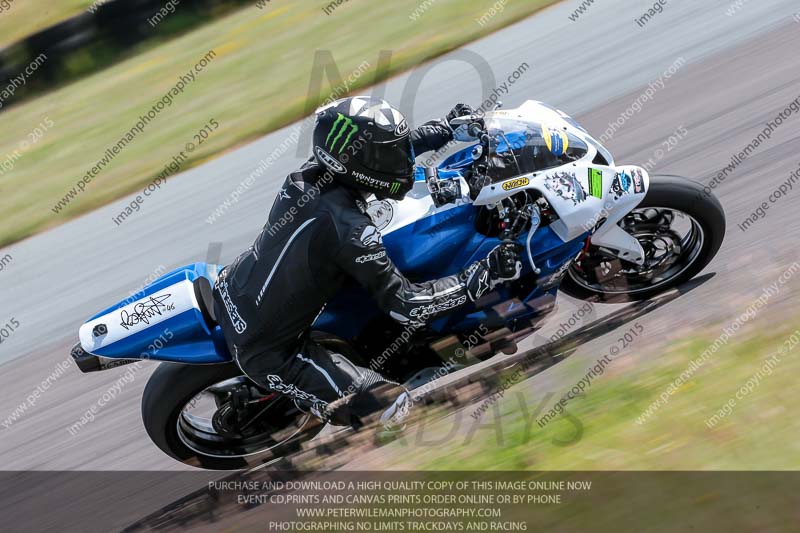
[
  {"x1": 561, "y1": 175, "x2": 726, "y2": 302},
  {"x1": 142, "y1": 362, "x2": 321, "y2": 470}
]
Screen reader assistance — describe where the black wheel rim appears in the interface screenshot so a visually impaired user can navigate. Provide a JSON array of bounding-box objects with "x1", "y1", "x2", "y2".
[
  {"x1": 175, "y1": 376, "x2": 314, "y2": 459},
  {"x1": 569, "y1": 207, "x2": 706, "y2": 295}
]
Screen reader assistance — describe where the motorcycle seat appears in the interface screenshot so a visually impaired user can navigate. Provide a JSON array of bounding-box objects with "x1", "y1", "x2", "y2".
[{"x1": 192, "y1": 276, "x2": 218, "y2": 329}]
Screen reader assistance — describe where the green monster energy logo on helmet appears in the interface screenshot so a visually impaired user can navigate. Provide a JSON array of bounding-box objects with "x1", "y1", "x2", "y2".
[
  {"x1": 326, "y1": 113, "x2": 359, "y2": 154},
  {"x1": 390, "y1": 182, "x2": 400, "y2": 194}
]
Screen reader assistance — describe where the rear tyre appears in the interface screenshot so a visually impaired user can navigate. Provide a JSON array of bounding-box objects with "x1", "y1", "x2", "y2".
[
  {"x1": 560, "y1": 175, "x2": 726, "y2": 302},
  {"x1": 141, "y1": 362, "x2": 321, "y2": 470}
]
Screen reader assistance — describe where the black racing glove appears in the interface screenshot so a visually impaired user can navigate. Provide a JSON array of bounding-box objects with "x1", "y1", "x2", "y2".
[
  {"x1": 446, "y1": 103, "x2": 476, "y2": 124},
  {"x1": 465, "y1": 243, "x2": 523, "y2": 302},
  {"x1": 445, "y1": 103, "x2": 479, "y2": 142}
]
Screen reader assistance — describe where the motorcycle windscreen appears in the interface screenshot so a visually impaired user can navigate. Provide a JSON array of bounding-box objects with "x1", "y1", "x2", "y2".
[{"x1": 485, "y1": 118, "x2": 588, "y2": 182}]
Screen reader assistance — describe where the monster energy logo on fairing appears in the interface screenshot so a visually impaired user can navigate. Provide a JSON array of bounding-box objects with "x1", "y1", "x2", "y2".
[{"x1": 326, "y1": 113, "x2": 359, "y2": 153}]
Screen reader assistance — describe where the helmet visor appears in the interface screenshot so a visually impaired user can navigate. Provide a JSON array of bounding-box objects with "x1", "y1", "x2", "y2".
[{"x1": 355, "y1": 138, "x2": 415, "y2": 178}]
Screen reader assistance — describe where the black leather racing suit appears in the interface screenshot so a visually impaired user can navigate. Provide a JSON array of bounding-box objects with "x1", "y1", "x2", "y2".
[{"x1": 212, "y1": 120, "x2": 476, "y2": 420}]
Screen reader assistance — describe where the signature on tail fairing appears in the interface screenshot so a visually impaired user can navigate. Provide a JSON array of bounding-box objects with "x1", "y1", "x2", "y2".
[{"x1": 120, "y1": 295, "x2": 175, "y2": 330}]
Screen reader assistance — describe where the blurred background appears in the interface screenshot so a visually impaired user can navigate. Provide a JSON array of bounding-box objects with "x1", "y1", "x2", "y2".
[
  {"x1": 0, "y1": 0, "x2": 555, "y2": 246},
  {"x1": 0, "y1": 0, "x2": 799, "y2": 481}
]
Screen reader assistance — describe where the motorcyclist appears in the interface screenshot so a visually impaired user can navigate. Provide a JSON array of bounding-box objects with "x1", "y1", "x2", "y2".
[{"x1": 212, "y1": 96, "x2": 522, "y2": 430}]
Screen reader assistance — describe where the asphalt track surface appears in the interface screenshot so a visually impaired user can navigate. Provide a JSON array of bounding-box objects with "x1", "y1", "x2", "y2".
[{"x1": 1, "y1": 0, "x2": 799, "y2": 523}]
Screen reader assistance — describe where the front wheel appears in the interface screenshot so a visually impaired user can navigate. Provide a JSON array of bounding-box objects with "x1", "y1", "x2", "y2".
[
  {"x1": 141, "y1": 362, "x2": 322, "y2": 470},
  {"x1": 560, "y1": 175, "x2": 726, "y2": 302}
]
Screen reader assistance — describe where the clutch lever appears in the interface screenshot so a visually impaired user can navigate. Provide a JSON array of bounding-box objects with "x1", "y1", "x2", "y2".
[{"x1": 449, "y1": 114, "x2": 483, "y2": 126}]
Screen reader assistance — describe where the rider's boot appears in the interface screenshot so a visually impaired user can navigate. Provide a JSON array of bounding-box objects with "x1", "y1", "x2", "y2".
[{"x1": 325, "y1": 381, "x2": 412, "y2": 433}]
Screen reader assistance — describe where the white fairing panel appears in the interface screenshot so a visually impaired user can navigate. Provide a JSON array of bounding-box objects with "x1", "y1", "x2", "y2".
[
  {"x1": 469, "y1": 100, "x2": 649, "y2": 264},
  {"x1": 590, "y1": 165, "x2": 650, "y2": 265},
  {"x1": 78, "y1": 279, "x2": 199, "y2": 354},
  {"x1": 475, "y1": 165, "x2": 648, "y2": 239}
]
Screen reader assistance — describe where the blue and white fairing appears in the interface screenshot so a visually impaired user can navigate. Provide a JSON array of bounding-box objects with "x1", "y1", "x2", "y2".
[
  {"x1": 317, "y1": 101, "x2": 652, "y2": 337},
  {"x1": 315, "y1": 195, "x2": 587, "y2": 339},
  {"x1": 78, "y1": 100, "x2": 650, "y2": 365},
  {"x1": 78, "y1": 263, "x2": 229, "y2": 364},
  {"x1": 471, "y1": 101, "x2": 651, "y2": 265}
]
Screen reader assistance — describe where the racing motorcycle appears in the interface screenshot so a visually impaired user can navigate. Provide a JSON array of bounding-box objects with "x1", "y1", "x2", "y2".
[{"x1": 71, "y1": 100, "x2": 725, "y2": 469}]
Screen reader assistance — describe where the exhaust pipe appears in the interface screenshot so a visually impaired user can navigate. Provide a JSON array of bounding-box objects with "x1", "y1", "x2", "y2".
[{"x1": 70, "y1": 342, "x2": 137, "y2": 373}]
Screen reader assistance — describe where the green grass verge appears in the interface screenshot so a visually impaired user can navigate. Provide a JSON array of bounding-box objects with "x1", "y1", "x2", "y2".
[
  {"x1": 0, "y1": 0, "x2": 559, "y2": 247},
  {"x1": 378, "y1": 317, "x2": 800, "y2": 471},
  {"x1": 0, "y1": 1, "x2": 91, "y2": 49}
]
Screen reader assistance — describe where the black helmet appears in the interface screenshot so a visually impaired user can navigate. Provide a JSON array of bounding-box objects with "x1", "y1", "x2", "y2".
[{"x1": 312, "y1": 96, "x2": 415, "y2": 200}]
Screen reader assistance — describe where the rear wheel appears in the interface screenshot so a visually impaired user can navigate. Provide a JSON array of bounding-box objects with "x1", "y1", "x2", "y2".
[
  {"x1": 561, "y1": 175, "x2": 726, "y2": 302},
  {"x1": 141, "y1": 362, "x2": 322, "y2": 470}
]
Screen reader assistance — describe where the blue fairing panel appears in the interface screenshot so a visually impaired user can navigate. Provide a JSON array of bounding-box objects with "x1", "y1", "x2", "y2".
[
  {"x1": 439, "y1": 144, "x2": 481, "y2": 171},
  {"x1": 386, "y1": 203, "x2": 486, "y2": 277},
  {"x1": 314, "y1": 192, "x2": 588, "y2": 339},
  {"x1": 314, "y1": 204, "x2": 485, "y2": 340},
  {"x1": 80, "y1": 263, "x2": 231, "y2": 364}
]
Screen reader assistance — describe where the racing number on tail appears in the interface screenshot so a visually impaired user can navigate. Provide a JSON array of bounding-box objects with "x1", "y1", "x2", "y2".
[{"x1": 326, "y1": 113, "x2": 359, "y2": 154}]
